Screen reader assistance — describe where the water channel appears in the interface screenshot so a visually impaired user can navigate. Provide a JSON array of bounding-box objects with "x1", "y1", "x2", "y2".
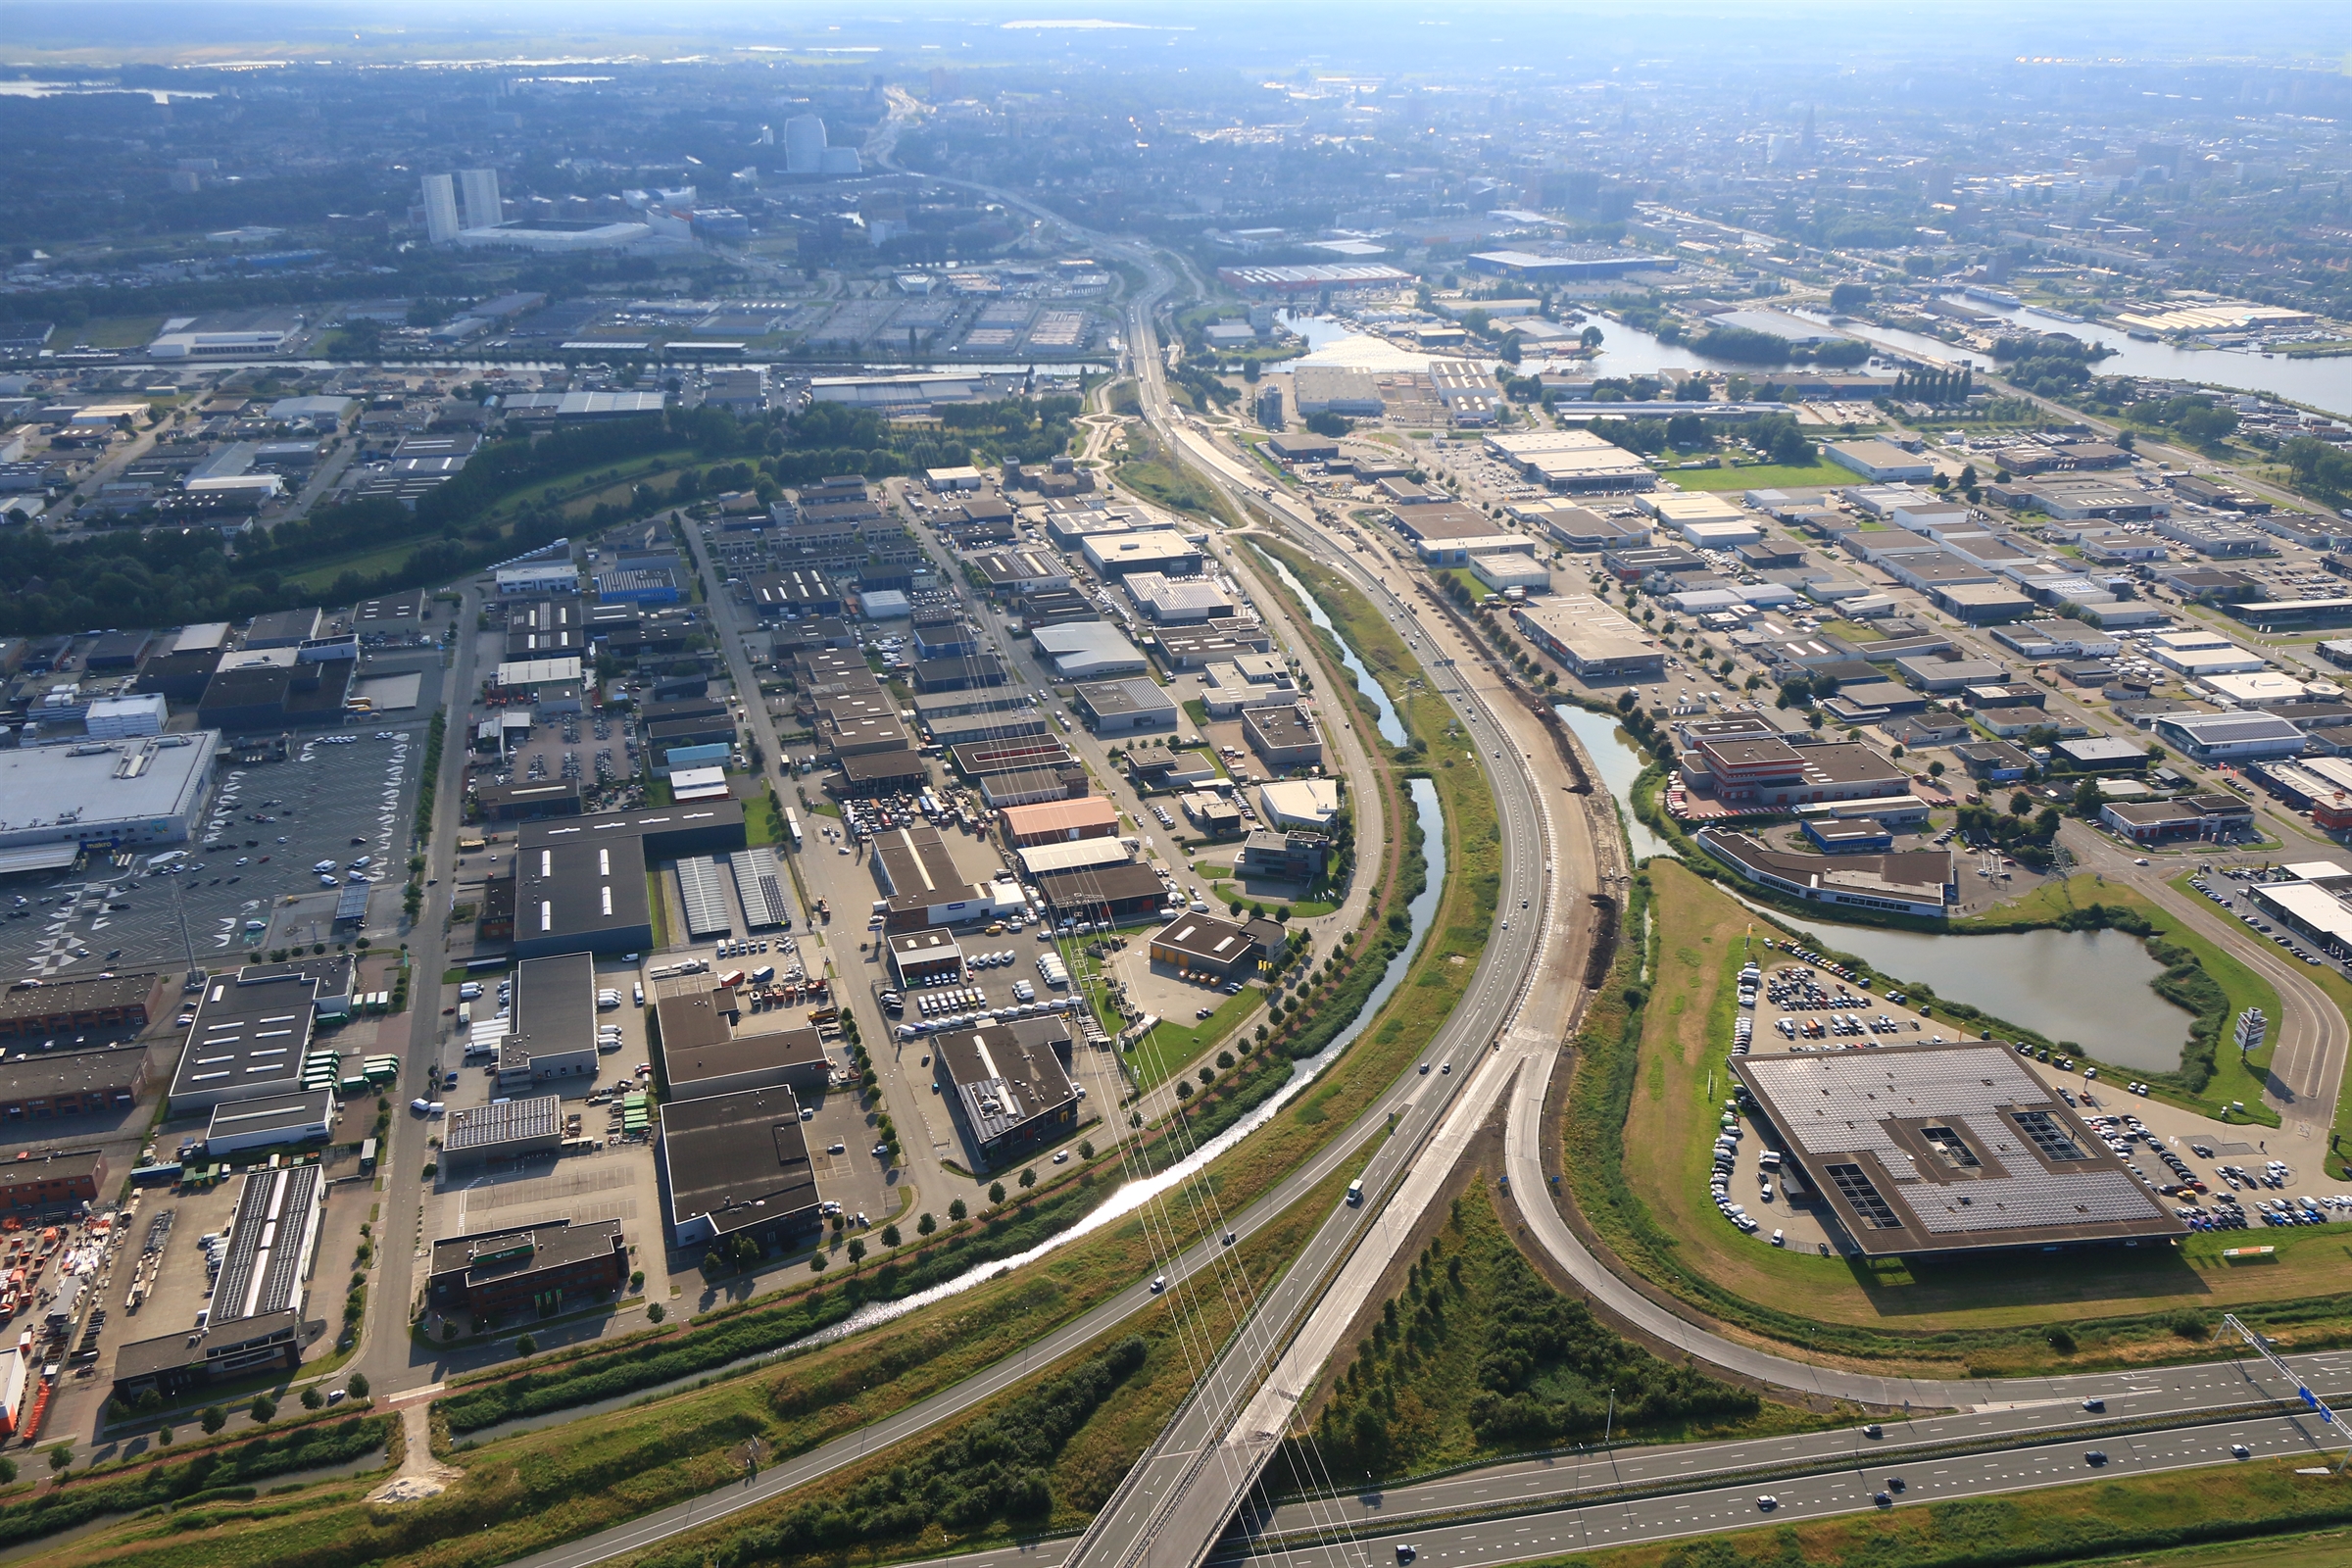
[
  {"x1": 1250, "y1": 543, "x2": 1410, "y2": 748},
  {"x1": 470, "y1": 779, "x2": 1449, "y2": 1444},
  {"x1": 1553, "y1": 706, "x2": 1673, "y2": 863}
]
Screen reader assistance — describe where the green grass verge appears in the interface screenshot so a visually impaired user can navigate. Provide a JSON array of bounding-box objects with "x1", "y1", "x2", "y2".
[
  {"x1": 1124, "y1": 986, "x2": 1267, "y2": 1092},
  {"x1": 1663, "y1": 458, "x2": 1860, "y2": 491},
  {"x1": 1208, "y1": 882, "x2": 1339, "y2": 918},
  {"x1": 646, "y1": 871, "x2": 670, "y2": 948}
]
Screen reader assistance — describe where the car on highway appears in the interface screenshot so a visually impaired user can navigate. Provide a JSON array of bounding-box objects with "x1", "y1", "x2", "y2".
[
  {"x1": 2082, "y1": 1397, "x2": 2105, "y2": 1412},
  {"x1": 2084, "y1": 1450, "x2": 2109, "y2": 1466},
  {"x1": 1755, "y1": 1495, "x2": 1778, "y2": 1511},
  {"x1": 2231, "y1": 1444, "x2": 2251, "y2": 1458},
  {"x1": 1395, "y1": 1548, "x2": 1415, "y2": 1564}
]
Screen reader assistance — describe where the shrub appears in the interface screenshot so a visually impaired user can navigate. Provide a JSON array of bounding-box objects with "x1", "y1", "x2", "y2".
[
  {"x1": 648, "y1": 1302, "x2": 666, "y2": 1324},
  {"x1": 249, "y1": 1396, "x2": 276, "y2": 1423},
  {"x1": 200, "y1": 1406, "x2": 226, "y2": 1435},
  {"x1": 2046, "y1": 1324, "x2": 2078, "y2": 1354}
]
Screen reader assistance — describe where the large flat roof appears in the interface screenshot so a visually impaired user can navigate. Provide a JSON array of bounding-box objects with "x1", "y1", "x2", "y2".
[
  {"x1": 658, "y1": 1086, "x2": 821, "y2": 1239},
  {"x1": 0, "y1": 733, "x2": 218, "y2": 840},
  {"x1": 510, "y1": 954, "x2": 595, "y2": 1057},
  {"x1": 169, "y1": 966, "x2": 318, "y2": 1105},
  {"x1": 665, "y1": 1026, "x2": 828, "y2": 1096},
  {"x1": 1732, "y1": 1044, "x2": 2184, "y2": 1257}
]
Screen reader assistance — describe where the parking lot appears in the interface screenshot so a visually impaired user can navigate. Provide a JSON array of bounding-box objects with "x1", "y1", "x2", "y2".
[{"x1": 0, "y1": 725, "x2": 423, "y2": 982}]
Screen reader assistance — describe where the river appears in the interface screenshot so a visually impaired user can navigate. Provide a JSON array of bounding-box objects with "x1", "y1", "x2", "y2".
[
  {"x1": 1249, "y1": 544, "x2": 1410, "y2": 748},
  {"x1": 1835, "y1": 304, "x2": 2352, "y2": 420},
  {"x1": 1273, "y1": 311, "x2": 1900, "y2": 385},
  {"x1": 1554, "y1": 706, "x2": 1672, "y2": 863},
  {"x1": 466, "y1": 780, "x2": 1449, "y2": 1445}
]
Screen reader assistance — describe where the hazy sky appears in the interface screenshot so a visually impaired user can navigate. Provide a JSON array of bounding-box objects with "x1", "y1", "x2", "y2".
[{"x1": 5, "y1": 0, "x2": 2345, "y2": 71}]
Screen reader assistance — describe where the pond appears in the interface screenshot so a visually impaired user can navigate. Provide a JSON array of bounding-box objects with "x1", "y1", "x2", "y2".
[
  {"x1": 1781, "y1": 922, "x2": 2194, "y2": 1074},
  {"x1": 1250, "y1": 544, "x2": 1410, "y2": 748},
  {"x1": 1553, "y1": 706, "x2": 1672, "y2": 863}
]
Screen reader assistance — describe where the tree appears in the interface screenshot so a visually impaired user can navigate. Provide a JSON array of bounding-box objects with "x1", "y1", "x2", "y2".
[
  {"x1": 302, "y1": 1386, "x2": 324, "y2": 1410},
  {"x1": 648, "y1": 1302, "x2": 666, "y2": 1324},
  {"x1": 1078, "y1": 1141, "x2": 1096, "y2": 1160},
  {"x1": 347, "y1": 1373, "x2": 369, "y2": 1398},
  {"x1": 2008, "y1": 791, "x2": 2033, "y2": 816},
  {"x1": 1928, "y1": 760, "x2": 1945, "y2": 779},
  {"x1": 989, "y1": 1182, "x2": 1006, "y2": 1205},
  {"x1": 1580, "y1": 325, "x2": 1604, "y2": 350},
  {"x1": 949, "y1": 1198, "x2": 968, "y2": 1222},
  {"x1": 1829, "y1": 281, "x2": 1873, "y2": 313},
  {"x1": 917, "y1": 1211, "x2": 937, "y2": 1236},
  {"x1": 1018, "y1": 1167, "x2": 1037, "y2": 1190},
  {"x1": 847, "y1": 1238, "x2": 867, "y2": 1267},
  {"x1": 881, "y1": 1223, "x2": 901, "y2": 1248},
  {"x1": 200, "y1": 1405, "x2": 227, "y2": 1435},
  {"x1": 2074, "y1": 777, "x2": 2104, "y2": 817},
  {"x1": 515, "y1": 1334, "x2": 538, "y2": 1356},
  {"x1": 47, "y1": 1445, "x2": 70, "y2": 1474}
]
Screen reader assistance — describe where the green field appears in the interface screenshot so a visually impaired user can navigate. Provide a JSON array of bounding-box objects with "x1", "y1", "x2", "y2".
[
  {"x1": 1667, "y1": 459, "x2": 1857, "y2": 491},
  {"x1": 1124, "y1": 986, "x2": 1267, "y2": 1092}
]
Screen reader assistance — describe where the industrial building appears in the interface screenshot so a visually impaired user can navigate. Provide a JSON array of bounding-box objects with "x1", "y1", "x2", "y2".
[
  {"x1": 505, "y1": 803, "x2": 747, "y2": 959},
  {"x1": 1000, "y1": 796, "x2": 1119, "y2": 848},
  {"x1": 2153, "y1": 710, "x2": 2309, "y2": 763},
  {"x1": 0, "y1": 1040, "x2": 148, "y2": 1122},
  {"x1": 201, "y1": 1090, "x2": 335, "y2": 1157},
  {"x1": 428, "y1": 1219, "x2": 627, "y2": 1320},
  {"x1": 1072, "y1": 677, "x2": 1181, "y2": 735},
  {"x1": 932, "y1": 1018, "x2": 1080, "y2": 1168},
  {"x1": 1681, "y1": 735, "x2": 1910, "y2": 809},
  {"x1": 169, "y1": 961, "x2": 342, "y2": 1114},
  {"x1": 1149, "y1": 912, "x2": 1286, "y2": 982},
  {"x1": 2100, "y1": 795, "x2": 2257, "y2": 846},
  {"x1": 1243, "y1": 704, "x2": 1326, "y2": 769},
  {"x1": 111, "y1": 1163, "x2": 320, "y2": 1401},
  {"x1": 1081, "y1": 531, "x2": 1203, "y2": 581},
  {"x1": 0, "y1": 733, "x2": 218, "y2": 871},
  {"x1": 657, "y1": 1086, "x2": 824, "y2": 1250},
  {"x1": 1258, "y1": 779, "x2": 1343, "y2": 830},
  {"x1": 871, "y1": 823, "x2": 1021, "y2": 931},
  {"x1": 0, "y1": 1149, "x2": 105, "y2": 1213},
  {"x1": 888, "y1": 928, "x2": 966, "y2": 987},
  {"x1": 1731, "y1": 1045, "x2": 2185, "y2": 1258},
  {"x1": 1481, "y1": 429, "x2": 1659, "y2": 492},
  {"x1": 0, "y1": 972, "x2": 153, "y2": 1040},
  {"x1": 441, "y1": 1096, "x2": 565, "y2": 1172},
  {"x1": 496, "y1": 955, "x2": 603, "y2": 1091},
  {"x1": 655, "y1": 989, "x2": 830, "y2": 1102},
  {"x1": 1511, "y1": 597, "x2": 1666, "y2": 680},
  {"x1": 1033, "y1": 861, "x2": 1169, "y2": 923}
]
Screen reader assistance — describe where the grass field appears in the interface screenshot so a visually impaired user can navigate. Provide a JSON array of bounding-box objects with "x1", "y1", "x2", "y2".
[
  {"x1": 1125, "y1": 987, "x2": 1267, "y2": 1092},
  {"x1": 744, "y1": 792, "x2": 782, "y2": 848},
  {"x1": 77, "y1": 315, "x2": 166, "y2": 348},
  {"x1": 1665, "y1": 459, "x2": 1858, "y2": 492},
  {"x1": 1209, "y1": 882, "x2": 1339, "y2": 918},
  {"x1": 1581, "y1": 861, "x2": 2352, "y2": 1373}
]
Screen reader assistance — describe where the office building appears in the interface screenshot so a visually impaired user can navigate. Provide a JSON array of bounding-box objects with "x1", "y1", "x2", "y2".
[
  {"x1": 1243, "y1": 704, "x2": 1325, "y2": 768},
  {"x1": 428, "y1": 1219, "x2": 627, "y2": 1320},
  {"x1": 421, "y1": 173, "x2": 462, "y2": 244},
  {"x1": 459, "y1": 169, "x2": 503, "y2": 232},
  {"x1": 932, "y1": 1018, "x2": 1079, "y2": 1168},
  {"x1": 1696, "y1": 830, "x2": 1953, "y2": 918}
]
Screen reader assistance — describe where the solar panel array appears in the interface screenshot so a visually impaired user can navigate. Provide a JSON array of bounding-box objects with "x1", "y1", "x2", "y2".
[
  {"x1": 1742, "y1": 1049, "x2": 2051, "y2": 1162},
  {"x1": 730, "y1": 849, "x2": 788, "y2": 930},
  {"x1": 1907, "y1": 1166, "x2": 2159, "y2": 1235},
  {"x1": 675, "y1": 856, "x2": 733, "y2": 938}
]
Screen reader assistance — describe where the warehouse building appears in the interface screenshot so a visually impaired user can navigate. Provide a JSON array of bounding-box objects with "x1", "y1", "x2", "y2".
[
  {"x1": 0, "y1": 972, "x2": 154, "y2": 1041},
  {"x1": 1243, "y1": 704, "x2": 1325, "y2": 769},
  {"x1": 112, "y1": 1163, "x2": 318, "y2": 1400},
  {"x1": 0, "y1": 734, "x2": 218, "y2": 869},
  {"x1": 1731, "y1": 1044, "x2": 2183, "y2": 1258},
  {"x1": 655, "y1": 990, "x2": 830, "y2": 1102},
  {"x1": 0, "y1": 1149, "x2": 105, "y2": 1213},
  {"x1": 657, "y1": 1086, "x2": 824, "y2": 1250},
  {"x1": 428, "y1": 1219, "x2": 627, "y2": 1321},
  {"x1": 1033, "y1": 622, "x2": 1149, "y2": 679},
  {"x1": 1082, "y1": 531, "x2": 1203, "y2": 581},
  {"x1": 932, "y1": 1018, "x2": 1079, "y2": 1168},
  {"x1": 888, "y1": 928, "x2": 965, "y2": 987},
  {"x1": 1482, "y1": 429, "x2": 1658, "y2": 492},
  {"x1": 169, "y1": 962, "x2": 335, "y2": 1114},
  {"x1": 1034, "y1": 861, "x2": 1170, "y2": 924},
  {"x1": 0, "y1": 1041, "x2": 148, "y2": 1122},
  {"x1": 1149, "y1": 912, "x2": 1287, "y2": 982},
  {"x1": 2153, "y1": 710, "x2": 2308, "y2": 764},
  {"x1": 496, "y1": 956, "x2": 602, "y2": 1091},
  {"x1": 201, "y1": 1090, "x2": 335, "y2": 1157},
  {"x1": 1001, "y1": 796, "x2": 1119, "y2": 848},
  {"x1": 871, "y1": 824, "x2": 1020, "y2": 932},
  {"x1": 1072, "y1": 677, "x2": 1181, "y2": 736},
  {"x1": 441, "y1": 1095, "x2": 565, "y2": 1172},
  {"x1": 1511, "y1": 597, "x2": 1666, "y2": 680},
  {"x1": 506, "y1": 803, "x2": 747, "y2": 959}
]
